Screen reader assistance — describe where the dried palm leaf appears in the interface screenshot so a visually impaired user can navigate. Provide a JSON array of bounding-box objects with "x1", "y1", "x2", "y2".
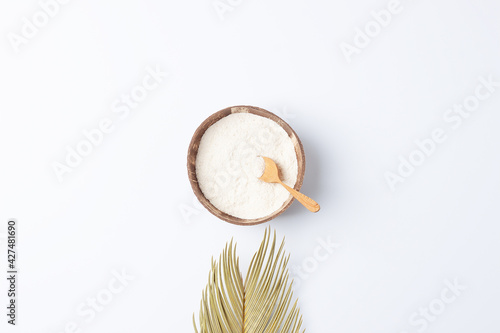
[{"x1": 194, "y1": 227, "x2": 305, "y2": 333}]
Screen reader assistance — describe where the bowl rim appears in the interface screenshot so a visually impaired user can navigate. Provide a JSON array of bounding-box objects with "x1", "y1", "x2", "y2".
[{"x1": 187, "y1": 105, "x2": 305, "y2": 226}]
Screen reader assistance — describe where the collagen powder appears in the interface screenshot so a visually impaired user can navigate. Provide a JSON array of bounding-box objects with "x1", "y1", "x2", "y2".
[{"x1": 195, "y1": 113, "x2": 298, "y2": 219}]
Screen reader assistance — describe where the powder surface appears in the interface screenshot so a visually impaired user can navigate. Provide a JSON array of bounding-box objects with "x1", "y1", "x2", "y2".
[{"x1": 196, "y1": 113, "x2": 298, "y2": 219}]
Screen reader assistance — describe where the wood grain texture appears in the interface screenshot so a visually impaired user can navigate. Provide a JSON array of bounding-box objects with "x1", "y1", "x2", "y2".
[
  {"x1": 187, "y1": 105, "x2": 306, "y2": 226},
  {"x1": 259, "y1": 156, "x2": 320, "y2": 213},
  {"x1": 280, "y1": 182, "x2": 320, "y2": 213}
]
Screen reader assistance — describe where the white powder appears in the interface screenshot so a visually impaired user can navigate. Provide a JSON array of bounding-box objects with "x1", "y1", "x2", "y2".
[{"x1": 196, "y1": 113, "x2": 298, "y2": 219}]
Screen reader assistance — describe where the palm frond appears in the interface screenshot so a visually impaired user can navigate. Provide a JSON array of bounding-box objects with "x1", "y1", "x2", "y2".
[{"x1": 194, "y1": 228, "x2": 305, "y2": 333}]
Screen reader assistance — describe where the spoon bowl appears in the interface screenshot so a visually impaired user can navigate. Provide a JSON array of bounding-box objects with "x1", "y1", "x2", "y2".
[
  {"x1": 259, "y1": 156, "x2": 320, "y2": 213},
  {"x1": 187, "y1": 106, "x2": 306, "y2": 225}
]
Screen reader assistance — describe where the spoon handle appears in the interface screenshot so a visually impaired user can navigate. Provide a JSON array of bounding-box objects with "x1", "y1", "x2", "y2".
[{"x1": 280, "y1": 182, "x2": 320, "y2": 213}]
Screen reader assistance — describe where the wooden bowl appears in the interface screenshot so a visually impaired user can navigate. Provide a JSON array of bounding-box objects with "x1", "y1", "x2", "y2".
[{"x1": 187, "y1": 105, "x2": 305, "y2": 226}]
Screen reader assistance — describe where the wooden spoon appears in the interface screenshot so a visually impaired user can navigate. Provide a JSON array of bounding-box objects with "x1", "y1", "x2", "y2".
[{"x1": 259, "y1": 156, "x2": 320, "y2": 213}]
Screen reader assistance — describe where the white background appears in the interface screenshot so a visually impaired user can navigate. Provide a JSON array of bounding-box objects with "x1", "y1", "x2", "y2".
[{"x1": 1, "y1": 0, "x2": 500, "y2": 332}]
